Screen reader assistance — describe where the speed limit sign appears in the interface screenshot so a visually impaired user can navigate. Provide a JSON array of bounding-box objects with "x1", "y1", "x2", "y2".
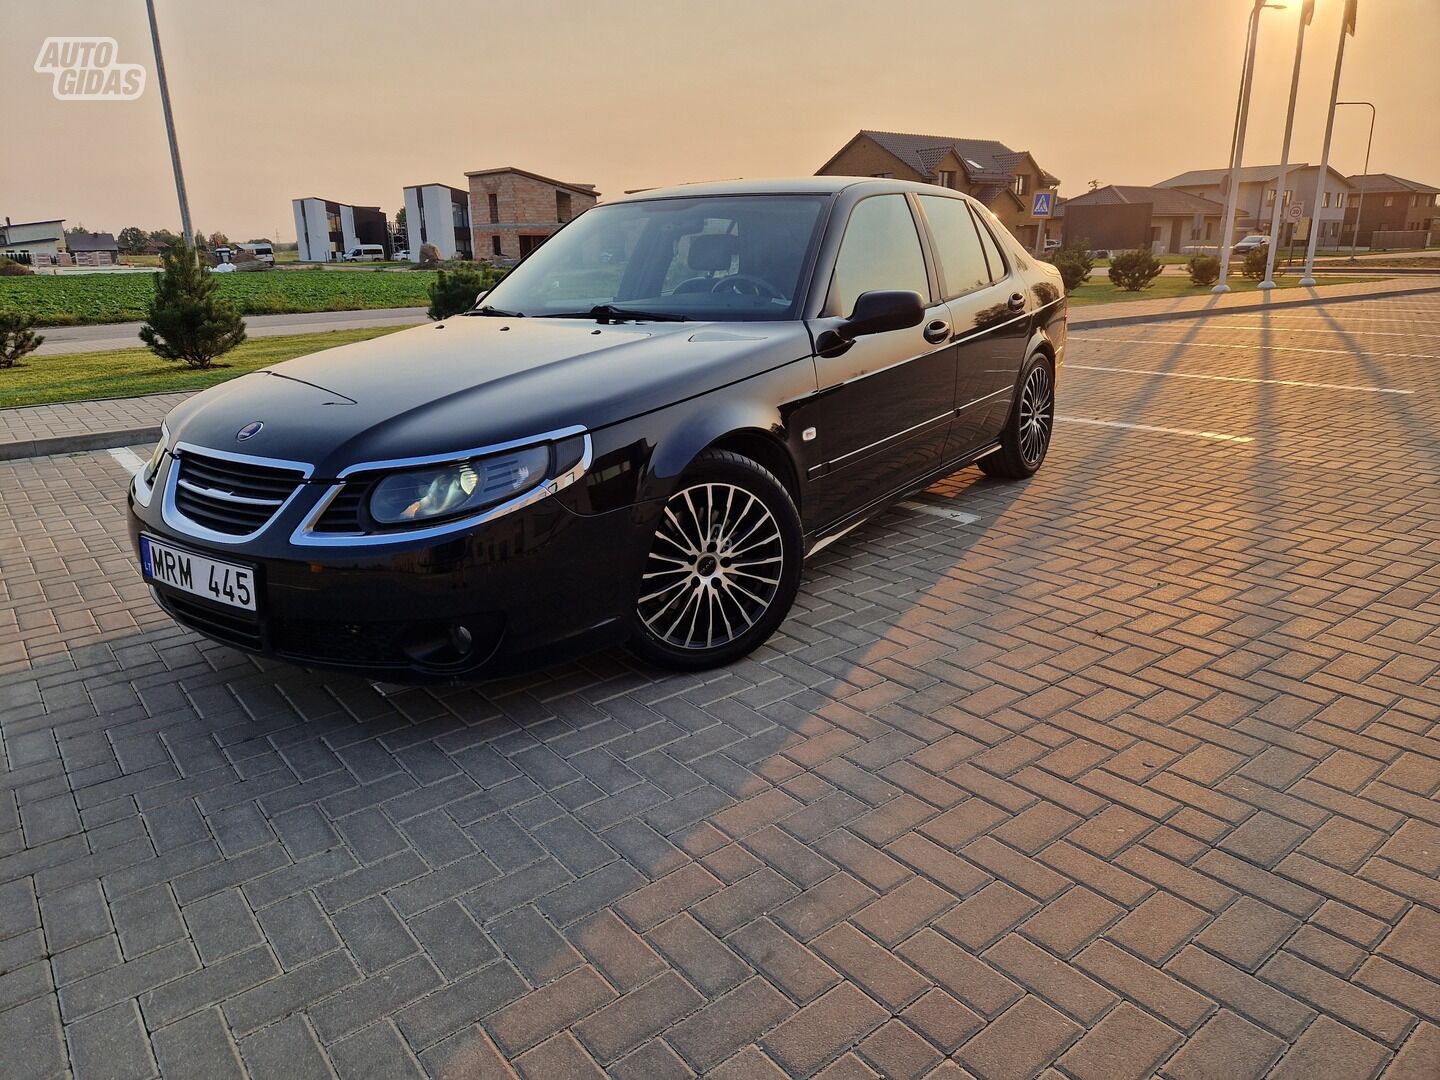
[{"x1": 1286, "y1": 202, "x2": 1304, "y2": 222}]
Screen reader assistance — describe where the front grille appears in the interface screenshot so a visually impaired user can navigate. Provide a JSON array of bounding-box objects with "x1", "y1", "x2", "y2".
[
  {"x1": 156, "y1": 590, "x2": 264, "y2": 650},
  {"x1": 312, "y1": 480, "x2": 375, "y2": 533},
  {"x1": 173, "y1": 451, "x2": 305, "y2": 536}
]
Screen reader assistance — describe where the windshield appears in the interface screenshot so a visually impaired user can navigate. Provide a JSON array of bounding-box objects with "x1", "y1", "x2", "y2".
[{"x1": 478, "y1": 194, "x2": 828, "y2": 321}]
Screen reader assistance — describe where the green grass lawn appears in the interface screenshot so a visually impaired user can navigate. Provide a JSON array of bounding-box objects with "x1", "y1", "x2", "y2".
[
  {"x1": 1, "y1": 270, "x2": 439, "y2": 326},
  {"x1": 0, "y1": 327, "x2": 404, "y2": 409},
  {"x1": 1067, "y1": 274, "x2": 1371, "y2": 306}
]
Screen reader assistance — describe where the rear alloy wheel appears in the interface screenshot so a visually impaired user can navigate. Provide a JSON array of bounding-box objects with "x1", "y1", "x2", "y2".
[
  {"x1": 629, "y1": 450, "x2": 802, "y2": 670},
  {"x1": 979, "y1": 353, "x2": 1055, "y2": 479}
]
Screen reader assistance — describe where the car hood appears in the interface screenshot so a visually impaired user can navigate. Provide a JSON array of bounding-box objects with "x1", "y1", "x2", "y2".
[{"x1": 164, "y1": 316, "x2": 814, "y2": 476}]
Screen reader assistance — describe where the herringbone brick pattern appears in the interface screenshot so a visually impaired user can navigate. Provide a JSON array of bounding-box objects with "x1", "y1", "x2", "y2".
[{"x1": 0, "y1": 295, "x2": 1437, "y2": 1078}]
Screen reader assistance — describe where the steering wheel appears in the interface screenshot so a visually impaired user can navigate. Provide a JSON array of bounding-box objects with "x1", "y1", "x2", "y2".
[{"x1": 710, "y1": 273, "x2": 784, "y2": 300}]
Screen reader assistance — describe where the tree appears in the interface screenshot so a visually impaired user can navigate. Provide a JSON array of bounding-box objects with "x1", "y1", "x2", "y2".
[
  {"x1": 149, "y1": 229, "x2": 181, "y2": 249},
  {"x1": 1242, "y1": 245, "x2": 1272, "y2": 280},
  {"x1": 209, "y1": 231, "x2": 230, "y2": 250},
  {"x1": 394, "y1": 207, "x2": 406, "y2": 229},
  {"x1": 64, "y1": 223, "x2": 89, "y2": 238},
  {"x1": 192, "y1": 231, "x2": 209, "y2": 251},
  {"x1": 118, "y1": 226, "x2": 150, "y2": 254},
  {"x1": 1050, "y1": 241, "x2": 1094, "y2": 292},
  {"x1": 0, "y1": 311, "x2": 44, "y2": 366},
  {"x1": 427, "y1": 265, "x2": 487, "y2": 320},
  {"x1": 139, "y1": 243, "x2": 247, "y2": 369},
  {"x1": 1087, "y1": 179, "x2": 1101, "y2": 191},
  {"x1": 1187, "y1": 255, "x2": 1220, "y2": 286},
  {"x1": 1107, "y1": 249, "x2": 1163, "y2": 291}
]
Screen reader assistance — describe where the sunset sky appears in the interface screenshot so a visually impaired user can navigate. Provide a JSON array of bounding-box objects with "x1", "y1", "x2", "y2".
[{"x1": 3, "y1": 0, "x2": 1437, "y2": 241}]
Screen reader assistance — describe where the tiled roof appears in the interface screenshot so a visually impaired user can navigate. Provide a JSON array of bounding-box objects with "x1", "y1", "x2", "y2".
[
  {"x1": 64, "y1": 231, "x2": 119, "y2": 252},
  {"x1": 1064, "y1": 185, "x2": 1226, "y2": 215},
  {"x1": 848, "y1": 131, "x2": 1058, "y2": 188},
  {"x1": 1345, "y1": 173, "x2": 1440, "y2": 194}
]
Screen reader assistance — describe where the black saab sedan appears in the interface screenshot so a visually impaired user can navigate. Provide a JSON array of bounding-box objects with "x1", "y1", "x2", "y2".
[{"x1": 128, "y1": 178, "x2": 1064, "y2": 680}]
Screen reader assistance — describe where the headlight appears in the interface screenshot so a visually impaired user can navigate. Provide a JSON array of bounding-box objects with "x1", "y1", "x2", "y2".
[
  {"x1": 369, "y1": 445, "x2": 551, "y2": 524},
  {"x1": 132, "y1": 426, "x2": 168, "y2": 505}
]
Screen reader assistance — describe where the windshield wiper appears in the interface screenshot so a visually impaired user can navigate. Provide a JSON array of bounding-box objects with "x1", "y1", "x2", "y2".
[
  {"x1": 465, "y1": 305, "x2": 524, "y2": 317},
  {"x1": 550, "y1": 304, "x2": 689, "y2": 324}
]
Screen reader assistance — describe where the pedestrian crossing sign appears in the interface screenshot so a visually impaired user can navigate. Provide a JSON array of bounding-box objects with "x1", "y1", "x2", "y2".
[{"x1": 1031, "y1": 192, "x2": 1053, "y2": 217}]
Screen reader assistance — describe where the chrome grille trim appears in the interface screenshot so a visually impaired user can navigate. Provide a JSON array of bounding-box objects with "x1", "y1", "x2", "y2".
[{"x1": 162, "y1": 442, "x2": 314, "y2": 545}]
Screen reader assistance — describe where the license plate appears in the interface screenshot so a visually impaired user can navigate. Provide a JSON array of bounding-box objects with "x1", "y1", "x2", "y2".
[{"x1": 140, "y1": 535, "x2": 257, "y2": 611}]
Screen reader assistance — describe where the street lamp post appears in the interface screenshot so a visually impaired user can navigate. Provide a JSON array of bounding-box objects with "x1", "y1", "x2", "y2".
[
  {"x1": 1301, "y1": 0, "x2": 1359, "y2": 285},
  {"x1": 1338, "y1": 102, "x2": 1376, "y2": 260},
  {"x1": 1215, "y1": 1, "x2": 1285, "y2": 294},
  {"x1": 144, "y1": 0, "x2": 193, "y2": 247},
  {"x1": 1260, "y1": 1, "x2": 1314, "y2": 290}
]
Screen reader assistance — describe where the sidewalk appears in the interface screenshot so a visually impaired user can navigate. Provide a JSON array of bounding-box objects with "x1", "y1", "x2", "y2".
[{"x1": 3, "y1": 274, "x2": 1437, "y2": 461}]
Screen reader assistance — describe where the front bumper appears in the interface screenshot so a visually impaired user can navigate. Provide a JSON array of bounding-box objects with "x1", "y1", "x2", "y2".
[{"x1": 127, "y1": 452, "x2": 655, "y2": 682}]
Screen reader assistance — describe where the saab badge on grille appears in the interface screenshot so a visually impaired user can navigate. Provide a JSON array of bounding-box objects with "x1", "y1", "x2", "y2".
[{"x1": 236, "y1": 422, "x2": 264, "y2": 442}]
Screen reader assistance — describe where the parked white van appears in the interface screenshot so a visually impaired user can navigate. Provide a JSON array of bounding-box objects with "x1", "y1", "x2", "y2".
[
  {"x1": 342, "y1": 244, "x2": 385, "y2": 262},
  {"x1": 238, "y1": 242, "x2": 274, "y2": 264}
]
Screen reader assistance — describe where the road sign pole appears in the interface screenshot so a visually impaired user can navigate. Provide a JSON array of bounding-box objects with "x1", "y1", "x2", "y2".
[
  {"x1": 144, "y1": 0, "x2": 193, "y2": 248},
  {"x1": 1262, "y1": 1, "x2": 1312, "y2": 289}
]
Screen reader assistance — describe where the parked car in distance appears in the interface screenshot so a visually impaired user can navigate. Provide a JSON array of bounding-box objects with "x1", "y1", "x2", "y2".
[
  {"x1": 1043, "y1": 238, "x2": 1061, "y2": 252},
  {"x1": 342, "y1": 244, "x2": 386, "y2": 262},
  {"x1": 1233, "y1": 234, "x2": 1268, "y2": 255},
  {"x1": 128, "y1": 178, "x2": 1065, "y2": 681},
  {"x1": 238, "y1": 242, "x2": 274, "y2": 264},
  {"x1": 392, "y1": 249, "x2": 411, "y2": 262}
]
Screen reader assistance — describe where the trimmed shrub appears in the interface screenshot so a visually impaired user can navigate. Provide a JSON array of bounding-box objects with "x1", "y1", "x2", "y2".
[
  {"x1": 1242, "y1": 244, "x2": 1272, "y2": 279},
  {"x1": 0, "y1": 256, "x2": 32, "y2": 277},
  {"x1": 1107, "y1": 249, "x2": 1163, "y2": 291},
  {"x1": 1186, "y1": 255, "x2": 1221, "y2": 286},
  {"x1": 139, "y1": 243, "x2": 247, "y2": 368},
  {"x1": 1050, "y1": 243, "x2": 1094, "y2": 292},
  {"x1": 427, "y1": 264, "x2": 488, "y2": 320},
  {"x1": 0, "y1": 310, "x2": 45, "y2": 367}
]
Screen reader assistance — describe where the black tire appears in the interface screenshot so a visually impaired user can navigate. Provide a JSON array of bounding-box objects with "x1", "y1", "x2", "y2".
[
  {"x1": 627, "y1": 449, "x2": 803, "y2": 670},
  {"x1": 978, "y1": 352, "x2": 1055, "y2": 479}
]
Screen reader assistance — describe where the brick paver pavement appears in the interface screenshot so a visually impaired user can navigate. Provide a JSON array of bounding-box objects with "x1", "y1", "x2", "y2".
[{"x1": 0, "y1": 293, "x2": 1436, "y2": 1078}]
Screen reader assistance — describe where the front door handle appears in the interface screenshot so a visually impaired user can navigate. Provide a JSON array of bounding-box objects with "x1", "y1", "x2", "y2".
[
  {"x1": 922, "y1": 318, "x2": 950, "y2": 344},
  {"x1": 1007, "y1": 292, "x2": 1026, "y2": 312}
]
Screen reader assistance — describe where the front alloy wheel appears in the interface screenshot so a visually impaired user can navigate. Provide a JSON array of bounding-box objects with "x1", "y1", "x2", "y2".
[{"x1": 630, "y1": 450, "x2": 802, "y2": 669}]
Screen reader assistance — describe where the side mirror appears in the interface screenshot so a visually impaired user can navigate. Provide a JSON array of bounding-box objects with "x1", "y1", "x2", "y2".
[{"x1": 837, "y1": 290, "x2": 926, "y2": 341}]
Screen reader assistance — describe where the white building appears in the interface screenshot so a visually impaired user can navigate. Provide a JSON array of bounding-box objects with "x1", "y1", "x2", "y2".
[
  {"x1": 1157, "y1": 164, "x2": 1356, "y2": 247},
  {"x1": 290, "y1": 197, "x2": 389, "y2": 262},
  {"x1": 1, "y1": 217, "x2": 66, "y2": 265},
  {"x1": 401, "y1": 184, "x2": 471, "y2": 261}
]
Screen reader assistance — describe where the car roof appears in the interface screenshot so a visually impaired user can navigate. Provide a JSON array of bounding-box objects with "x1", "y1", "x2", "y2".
[{"x1": 610, "y1": 176, "x2": 971, "y2": 203}]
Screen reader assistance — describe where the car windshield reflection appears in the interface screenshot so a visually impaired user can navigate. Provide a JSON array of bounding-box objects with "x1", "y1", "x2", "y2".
[{"x1": 477, "y1": 194, "x2": 827, "y2": 321}]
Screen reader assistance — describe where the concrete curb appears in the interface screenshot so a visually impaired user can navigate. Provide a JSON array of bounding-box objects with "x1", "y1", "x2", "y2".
[
  {"x1": 1070, "y1": 279, "x2": 1440, "y2": 330},
  {"x1": 0, "y1": 426, "x2": 160, "y2": 462}
]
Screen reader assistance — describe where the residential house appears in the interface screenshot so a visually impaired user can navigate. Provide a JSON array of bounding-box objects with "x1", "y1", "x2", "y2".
[
  {"x1": 1058, "y1": 185, "x2": 1226, "y2": 254},
  {"x1": 402, "y1": 183, "x2": 472, "y2": 261},
  {"x1": 65, "y1": 230, "x2": 121, "y2": 267},
  {"x1": 816, "y1": 130, "x2": 1061, "y2": 249},
  {"x1": 1343, "y1": 174, "x2": 1439, "y2": 247},
  {"x1": 465, "y1": 168, "x2": 599, "y2": 262},
  {"x1": 1157, "y1": 164, "x2": 1355, "y2": 248},
  {"x1": 291, "y1": 197, "x2": 390, "y2": 261},
  {"x1": 0, "y1": 217, "x2": 66, "y2": 265}
]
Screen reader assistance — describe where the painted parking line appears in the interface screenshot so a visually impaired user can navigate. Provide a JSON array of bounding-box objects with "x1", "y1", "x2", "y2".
[
  {"x1": 898, "y1": 500, "x2": 981, "y2": 524},
  {"x1": 1071, "y1": 335, "x2": 1438, "y2": 362},
  {"x1": 1069, "y1": 364, "x2": 1413, "y2": 395},
  {"x1": 106, "y1": 447, "x2": 146, "y2": 475},
  {"x1": 1206, "y1": 322, "x2": 1440, "y2": 340},
  {"x1": 1056, "y1": 416, "x2": 1254, "y2": 444}
]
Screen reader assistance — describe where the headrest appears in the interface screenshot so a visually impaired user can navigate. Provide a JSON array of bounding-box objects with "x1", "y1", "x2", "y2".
[{"x1": 687, "y1": 233, "x2": 738, "y2": 272}]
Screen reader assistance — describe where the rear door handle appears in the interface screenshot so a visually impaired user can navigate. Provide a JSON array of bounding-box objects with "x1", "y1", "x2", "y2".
[
  {"x1": 923, "y1": 319, "x2": 950, "y2": 344},
  {"x1": 1007, "y1": 292, "x2": 1026, "y2": 312}
]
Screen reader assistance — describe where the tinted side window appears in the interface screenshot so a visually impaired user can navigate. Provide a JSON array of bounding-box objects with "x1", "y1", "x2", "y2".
[
  {"x1": 970, "y1": 206, "x2": 1008, "y2": 281},
  {"x1": 918, "y1": 195, "x2": 990, "y2": 298},
  {"x1": 830, "y1": 195, "x2": 928, "y2": 315}
]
